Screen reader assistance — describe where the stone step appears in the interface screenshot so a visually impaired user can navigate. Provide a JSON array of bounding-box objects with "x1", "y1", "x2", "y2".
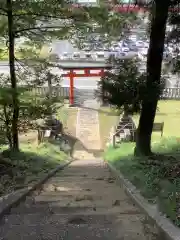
[
  {"x1": 31, "y1": 199, "x2": 131, "y2": 210},
  {"x1": 77, "y1": 129, "x2": 99, "y2": 133},
  {"x1": 40, "y1": 189, "x2": 127, "y2": 198},
  {"x1": 78, "y1": 122, "x2": 99, "y2": 125},
  {"x1": 54, "y1": 173, "x2": 110, "y2": 178},
  {"x1": 78, "y1": 120, "x2": 99, "y2": 123},
  {"x1": 1, "y1": 210, "x2": 147, "y2": 240},
  {"x1": 39, "y1": 188, "x2": 128, "y2": 199},
  {"x1": 3, "y1": 211, "x2": 142, "y2": 226},
  {"x1": 78, "y1": 116, "x2": 99, "y2": 119},
  {"x1": 78, "y1": 113, "x2": 98, "y2": 117},
  {"x1": 41, "y1": 182, "x2": 117, "y2": 191},
  {"x1": 78, "y1": 125, "x2": 99, "y2": 128},
  {"x1": 0, "y1": 221, "x2": 125, "y2": 240},
  {"x1": 45, "y1": 174, "x2": 114, "y2": 180},
  {"x1": 9, "y1": 199, "x2": 138, "y2": 214}
]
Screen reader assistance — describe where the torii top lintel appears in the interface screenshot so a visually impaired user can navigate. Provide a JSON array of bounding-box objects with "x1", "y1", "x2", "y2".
[
  {"x1": 57, "y1": 63, "x2": 112, "y2": 77},
  {"x1": 57, "y1": 63, "x2": 111, "y2": 70}
]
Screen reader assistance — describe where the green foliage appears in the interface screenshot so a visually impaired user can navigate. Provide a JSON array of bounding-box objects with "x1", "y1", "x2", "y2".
[
  {"x1": 104, "y1": 137, "x2": 180, "y2": 226},
  {"x1": 0, "y1": 0, "x2": 90, "y2": 61},
  {"x1": 0, "y1": 0, "x2": 91, "y2": 150},
  {"x1": 97, "y1": 57, "x2": 146, "y2": 114},
  {"x1": 72, "y1": 6, "x2": 138, "y2": 45},
  {"x1": 167, "y1": 9, "x2": 180, "y2": 44},
  {"x1": 0, "y1": 63, "x2": 64, "y2": 147},
  {"x1": 0, "y1": 142, "x2": 67, "y2": 195},
  {"x1": 166, "y1": 9, "x2": 180, "y2": 79}
]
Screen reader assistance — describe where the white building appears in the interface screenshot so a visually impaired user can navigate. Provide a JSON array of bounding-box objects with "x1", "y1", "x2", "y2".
[{"x1": 75, "y1": 0, "x2": 98, "y2": 6}]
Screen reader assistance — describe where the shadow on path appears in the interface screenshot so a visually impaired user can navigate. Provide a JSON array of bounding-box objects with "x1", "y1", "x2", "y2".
[
  {"x1": 0, "y1": 158, "x2": 160, "y2": 239},
  {"x1": 49, "y1": 133, "x2": 103, "y2": 158}
]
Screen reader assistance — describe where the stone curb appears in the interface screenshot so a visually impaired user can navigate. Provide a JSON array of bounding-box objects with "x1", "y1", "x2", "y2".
[
  {"x1": 0, "y1": 159, "x2": 74, "y2": 220},
  {"x1": 104, "y1": 160, "x2": 180, "y2": 240}
]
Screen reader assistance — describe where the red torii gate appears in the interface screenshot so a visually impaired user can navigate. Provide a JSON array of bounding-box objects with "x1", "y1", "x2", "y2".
[{"x1": 62, "y1": 66, "x2": 110, "y2": 105}]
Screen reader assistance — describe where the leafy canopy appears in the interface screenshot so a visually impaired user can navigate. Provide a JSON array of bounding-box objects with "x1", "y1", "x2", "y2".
[{"x1": 97, "y1": 57, "x2": 147, "y2": 114}]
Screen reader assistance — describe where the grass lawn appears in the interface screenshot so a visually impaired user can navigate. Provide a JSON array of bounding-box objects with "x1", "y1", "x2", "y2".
[
  {"x1": 0, "y1": 51, "x2": 23, "y2": 61},
  {"x1": 104, "y1": 100, "x2": 180, "y2": 227},
  {"x1": 104, "y1": 139, "x2": 180, "y2": 227},
  {"x1": 0, "y1": 142, "x2": 68, "y2": 196},
  {"x1": 133, "y1": 100, "x2": 180, "y2": 142},
  {"x1": 98, "y1": 106, "x2": 120, "y2": 149},
  {"x1": 0, "y1": 44, "x2": 41, "y2": 61}
]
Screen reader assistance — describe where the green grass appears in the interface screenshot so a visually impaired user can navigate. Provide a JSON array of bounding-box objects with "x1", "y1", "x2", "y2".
[
  {"x1": 133, "y1": 100, "x2": 180, "y2": 142},
  {"x1": 0, "y1": 49, "x2": 33, "y2": 60},
  {"x1": 0, "y1": 44, "x2": 41, "y2": 60},
  {"x1": 56, "y1": 104, "x2": 69, "y2": 125},
  {"x1": 103, "y1": 100, "x2": 180, "y2": 226},
  {"x1": 0, "y1": 141, "x2": 68, "y2": 196},
  {"x1": 104, "y1": 138, "x2": 180, "y2": 227}
]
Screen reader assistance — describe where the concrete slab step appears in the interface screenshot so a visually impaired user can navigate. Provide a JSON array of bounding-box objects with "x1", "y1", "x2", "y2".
[
  {"x1": 9, "y1": 203, "x2": 140, "y2": 215},
  {"x1": 0, "y1": 222, "x2": 121, "y2": 240},
  {"x1": 36, "y1": 193, "x2": 125, "y2": 203},
  {"x1": 0, "y1": 213, "x2": 150, "y2": 240},
  {"x1": 55, "y1": 172, "x2": 110, "y2": 177},
  {"x1": 40, "y1": 184, "x2": 121, "y2": 194},
  {"x1": 40, "y1": 187, "x2": 126, "y2": 196},
  {"x1": 3, "y1": 212, "x2": 143, "y2": 226},
  {"x1": 43, "y1": 177, "x2": 117, "y2": 185},
  {"x1": 34, "y1": 195, "x2": 126, "y2": 205}
]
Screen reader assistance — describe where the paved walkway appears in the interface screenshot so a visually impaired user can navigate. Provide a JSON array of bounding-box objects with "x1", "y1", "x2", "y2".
[
  {"x1": 0, "y1": 100, "x2": 159, "y2": 239},
  {"x1": 76, "y1": 100, "x2": 101, "y2": 151},
  {"x1": 0, "y1": 158, "x2": 159, "y2": 239}
]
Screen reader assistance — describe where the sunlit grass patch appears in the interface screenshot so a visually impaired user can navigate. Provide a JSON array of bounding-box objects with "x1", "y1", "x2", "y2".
[{"x1": 104, "y1": 138, "x2": 180, "y2": 227}]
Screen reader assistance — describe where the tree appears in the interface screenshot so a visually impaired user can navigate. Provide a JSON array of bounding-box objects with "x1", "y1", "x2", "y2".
[
  {"x1": 134, "y1": 0, "x2": 170, "y2": 156},
  {"x1": 97, "y1": 57, "x2": 147, "y2": 114},
  {"x1": 0, "y1": 0, "x2": 88, "y2": 151},
  {"x1": 167, "y1": 9, "x2": 180, "y2": 44},
  {"x1": 0, "y1": 62, "x2": 63, "y2": 149},
  {"x1": 72, "y1": 5, "x2": 139, "y2": 47}
]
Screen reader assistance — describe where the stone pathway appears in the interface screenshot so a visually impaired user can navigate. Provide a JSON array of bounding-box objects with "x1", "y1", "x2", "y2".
[
  {"x1": 0, "y1": 158, "x2": 159, "y2": 239},
  {"x1": 76, "y1": 99, "x2": 101, "y2": 151},
  {"x1": 0, "y1": 99, "x2": 160, "y2": 239}
]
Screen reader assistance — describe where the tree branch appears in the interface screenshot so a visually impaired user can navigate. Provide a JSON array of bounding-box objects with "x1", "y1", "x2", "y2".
[
  {"x1": 13, "y1": 12, "x2": 66, "y2": 19},
  {"x1": 0, "y1": 7, "x2": 7, "y2": 13},
  {"x1": 0, "y1": 6, "x2": 7, "y2": 16},
  {"x1": 15, "y1": 26, "x2": 67, "y2": 34},
  {"x1": 0, "y1": 11, "x2": 7, "y2": 16},
  {"x1": 0, "y1": 112, "x2": 5, "y2": 122},
  {"x1": 14, "y1": 57, "x2": 30, "y2": 73}
]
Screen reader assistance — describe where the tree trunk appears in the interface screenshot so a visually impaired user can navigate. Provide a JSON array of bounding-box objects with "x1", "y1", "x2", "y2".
[
  {"x1": 7, "y1": 0, "x2": 19, "y2": 151},
  {"x1": 3, "y1": 105, "x2": 12, "y2": 148},
  {"x1": 47, "y1": 72, "x2": 53, "y2": 116},
  {"x1": 135, "y1": 0, "x2": 169, "y2": 156},
  {"x1": 47, "y1": 72, "x2": 52, "y2": 100}
]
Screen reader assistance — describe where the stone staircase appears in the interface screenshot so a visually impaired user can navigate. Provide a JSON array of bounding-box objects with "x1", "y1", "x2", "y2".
[
  {"x1": 0, "y1": 158, "x2": 159, "y2": 239},
  {"x1": 76, "y1": 99, "x2": 101, "y2": 151},
  {"x1": 74, "y1": 89, "x2": 97, "y2": 107},
  {"x1": 114, "y1": 114, "x2": 136, "y2": 145},
  {"x1": 0, "y1": 102, "x2": 159, "y2": 239}
]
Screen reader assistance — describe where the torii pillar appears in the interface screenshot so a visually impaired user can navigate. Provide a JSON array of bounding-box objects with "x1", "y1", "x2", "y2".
[{"x1": 62, "y1": 67, "x2": 106, "y2": 106}]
